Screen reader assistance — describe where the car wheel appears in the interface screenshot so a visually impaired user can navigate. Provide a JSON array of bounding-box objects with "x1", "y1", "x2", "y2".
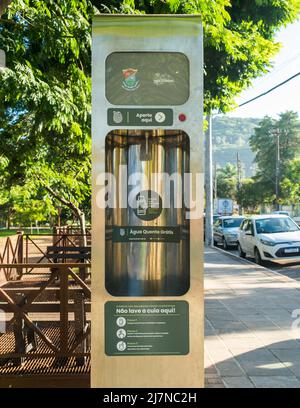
[
  {"x1": 238, "y1": 242, "x2": 246, "y2": 258},
  {"x1": 213, "y1": 239, "x2": 218, "y2": 246},
  {"x1": 223, "y1": 237, "x2": 229, "y2": 250},
  {"x1": 254, "y1": 247, "x2": 264, "y2": 265}
]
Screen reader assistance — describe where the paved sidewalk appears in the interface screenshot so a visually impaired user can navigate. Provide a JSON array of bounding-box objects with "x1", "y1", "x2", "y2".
[{"x1": 205, "y1": 246, "x2": 300, "y2": 388}]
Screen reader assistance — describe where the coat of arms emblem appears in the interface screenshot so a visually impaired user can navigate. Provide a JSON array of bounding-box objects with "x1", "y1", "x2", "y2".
[{"x1": 122, "y1": 68, "x2": 140, "y2": 91}]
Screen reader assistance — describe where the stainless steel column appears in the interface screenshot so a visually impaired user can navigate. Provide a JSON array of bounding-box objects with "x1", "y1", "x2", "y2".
[{"x1": 127, "y1": 132, "x2": 166, "y2": 295}]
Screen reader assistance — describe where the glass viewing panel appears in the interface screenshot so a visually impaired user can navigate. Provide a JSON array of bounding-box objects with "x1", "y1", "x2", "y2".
[
  {"x1": 105, "y1": 129, "x2": 190, "y2": 296},
  {"x1": 105, "y1": 52, "x2": 190, "y2": 106}
]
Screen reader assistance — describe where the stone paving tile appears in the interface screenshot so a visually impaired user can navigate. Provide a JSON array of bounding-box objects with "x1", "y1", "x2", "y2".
[
  {"x1": 269, "y1": 349, "x2": 300, "y2": 363},
  {"x1": 204, "y1": 352, "x2": 225, "y2": 388},
  {"x1": 267, "y1": 340, "x2": 300, "y2": 350},
  {"x1": 249, "y1": 376, "x2": 300, "y2": 388},
  {"x1": 223, "y1": 376, "x2": 255, "y2": 388},
  {"x1": 204, "y1": 247, "x2": 300, "y2": 388},
  {"x1": 215, "y1": 360, "x2": 246, "y2": 377},
  {"x1": 237, "y1": 360, "x2": 295, "y2": 377},
  {"x1": 235, "y1": 348, "x2": 281, "y2": 362},
  {"x1": 220, "y1": 334, "x2": 263, "y2": 342},
  {"x1": 222, "y1": 338, "x2": 266, "y2": 351},
  {"x1": 282, "y1": 363, "x2": 300, "y2": 377},
  {"x1": 205, "y1": 382, "x2": 225, "y2": 388}
]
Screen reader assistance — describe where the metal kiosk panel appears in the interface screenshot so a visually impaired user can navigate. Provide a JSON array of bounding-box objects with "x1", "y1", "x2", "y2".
[{"x1": 92, "y1": 14, "x2": 204, "y2": 388}]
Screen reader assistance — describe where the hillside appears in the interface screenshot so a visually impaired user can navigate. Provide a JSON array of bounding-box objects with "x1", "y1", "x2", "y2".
[{"x1": 212, "y1": 116, "x2": 260, "y2": 177}]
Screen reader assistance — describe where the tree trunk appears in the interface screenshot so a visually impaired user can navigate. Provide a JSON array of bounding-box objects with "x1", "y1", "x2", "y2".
[
  {"x1": 57, "y1": 207, "x2": 61, "y2": 228},
  {"x1": 7, "y1": 207, "x2": 11, "y2": 230},
  {"x1": 0, "y1": 0, "x2": 13, "y2": 16},
  {"x1": 77, "y1": 210, "x2": 87, "y2": 247},
  {"x1": 42, "y1": 184, "x2": 87, "y2": 241}
]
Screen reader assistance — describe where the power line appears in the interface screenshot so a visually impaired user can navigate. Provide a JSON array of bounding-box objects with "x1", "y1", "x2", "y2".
[
  {"x1": 252, "y1": 52, "x2": 300, "y2": 87},
  {"x1": 238, "y1": 71, "x2": 300, "y2": 108}
]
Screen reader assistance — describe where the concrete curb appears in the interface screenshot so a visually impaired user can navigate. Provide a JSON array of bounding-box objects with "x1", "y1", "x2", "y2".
[{"x1": 208, "y1": 245, "x2": 300, "y2": 286}]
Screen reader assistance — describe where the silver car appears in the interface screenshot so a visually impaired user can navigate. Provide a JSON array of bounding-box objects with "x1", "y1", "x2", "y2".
[{"x1": 213, "y1": 216, "x2": 245, "y2": 250}]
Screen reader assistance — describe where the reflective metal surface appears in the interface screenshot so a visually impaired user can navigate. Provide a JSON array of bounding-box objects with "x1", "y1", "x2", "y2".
[{"x1": 105, "y1": 130, "x2": 190, "y2": 296}]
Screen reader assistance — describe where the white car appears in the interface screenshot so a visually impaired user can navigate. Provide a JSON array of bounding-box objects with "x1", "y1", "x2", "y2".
[{"x1": 237, "y1": 214, "x2": 300, "y2": 265}]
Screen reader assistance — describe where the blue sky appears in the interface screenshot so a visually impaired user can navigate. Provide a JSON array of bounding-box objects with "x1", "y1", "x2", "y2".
[{"x1": 229, "y1": 19, "x2": 300, "y2": 119}]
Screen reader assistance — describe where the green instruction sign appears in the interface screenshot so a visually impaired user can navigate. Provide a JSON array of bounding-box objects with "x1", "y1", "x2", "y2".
[
  {"x1": 107, "y1": 108, "x2": 173, "y2": 126},
  {"x1": 105, "y1": 301, "x2": 189, "y2": 356}
]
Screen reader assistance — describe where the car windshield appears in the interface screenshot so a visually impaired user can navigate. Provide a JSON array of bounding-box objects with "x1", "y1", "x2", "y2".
[
  {"x1": 255, "y1": 217, "x2": 299, "y2": 234},
  {"x1": 223, "y1": 218, "x2": 244, "y2": 228}
]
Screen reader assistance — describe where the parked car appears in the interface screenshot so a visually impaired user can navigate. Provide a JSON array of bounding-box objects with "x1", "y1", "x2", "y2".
[
  {"x1": 213, "y1": 215, "x2": 220, "y2": 223},
  {"x1": 272, "y1": 211, "x2": 290, "y2": 216},
  {"x1": 203, "y1": 214, "x2": 220, "y2": 240},
  {"x1": 238, "y1": 214, "x2": 300, "y2": 265},
  {"x1": 213, "y1": 216, "x2": 245, "y2": 250}
]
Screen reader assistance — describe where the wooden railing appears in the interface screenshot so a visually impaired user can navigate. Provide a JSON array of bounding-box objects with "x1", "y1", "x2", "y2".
[
  {"x1": 11, "y1": 233, "x2": 91, "y2": 278},
  {"x1": 0, "y1": 232, "x2": 23, "y2": 281},
  {"x1": 0, "y1": 263, "x2": 91, "y2": 367}
]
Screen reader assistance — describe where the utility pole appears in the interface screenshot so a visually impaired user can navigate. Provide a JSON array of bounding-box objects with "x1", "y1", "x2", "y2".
[
  {"x1": 236, "y1": 152, "x2": 242, "y2": 214},
  {"x1": 236, "y1": 152, "x2": 242, "y2": 189},
  {"x1": 272, "y1": 128, "x2": 280, "y2": 211},
  {"x1": 205, "y1": 115, "x2": 213, "y2": 246},
  {"x1": 0, "y1": 49, "x2": 5, "y2": 70},
  {"x1": 214, "y1": 162, "x2": 217, "y2": 203},
  {"x1": 0, "y1": 1, "x2": 13, "y2": 17}
]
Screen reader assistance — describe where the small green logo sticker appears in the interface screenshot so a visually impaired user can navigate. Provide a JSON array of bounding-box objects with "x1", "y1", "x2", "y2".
[
  {"x1": 134, "y1": 190, "x2": 162, "y2": 221},
  {"x1": 122, "y1": 68, "x2": 140, "y2": 91}
]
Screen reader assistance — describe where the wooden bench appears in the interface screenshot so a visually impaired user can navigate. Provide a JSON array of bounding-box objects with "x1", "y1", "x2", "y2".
[
  {"x1": 46, "y1": 246, "x2": 91, "y2": 282},
  {"x1": 46, "y1": 246, "x2": 91, "y2": 262}
]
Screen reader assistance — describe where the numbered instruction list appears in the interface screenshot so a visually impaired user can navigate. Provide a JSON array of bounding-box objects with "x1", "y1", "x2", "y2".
[{"x1": 105, "y1": 301, "x2": 189, "y2": 356}]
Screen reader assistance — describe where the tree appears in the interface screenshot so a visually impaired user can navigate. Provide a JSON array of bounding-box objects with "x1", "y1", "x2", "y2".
[
  {"x1": 249, "y1": 111, "x2": 300, "y2": 205},
  {"x1": 281, "y1": 159, "x2": 300, "y2": 205},
  {"x1": 236, "y1": 178, "x2": 272, "y2": 211},
  {"x1": 95, "y1": 0, "x2": 300, "y2": 112},
  {"x1": 0, "y1": 0, "x2": 93, "y2": 236},
  {"x1": 216, "y1": 163, "x2": 237, "y2": 199},
  {"x1": 0, "y1": 0, "x2": 12, "y2": 16},
  {"x1": 1, "y1": 0, "x2": 300, "y2": 232}
]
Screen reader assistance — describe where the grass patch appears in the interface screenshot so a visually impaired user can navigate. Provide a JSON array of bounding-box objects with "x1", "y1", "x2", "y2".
[
  {"x1": 0, "y1": 230, "x2": 17, "y2": 237},
  {"x1": 0, "y1": 228, "x2": 53, "y2": 237}
]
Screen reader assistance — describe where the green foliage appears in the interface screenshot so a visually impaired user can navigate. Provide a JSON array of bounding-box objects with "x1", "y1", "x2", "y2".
[
  {"x1": 234, "y1": 111, "x2": 300, "y2": 209},
  {"x1": 281, "y1": 159, "x2": 300, "y2": 204},
  {"x1": 95, "y1": 0, "x2": 300, "y2": 112},
  {"x1": 213, "y1": 116, "x2": 260, "y2": 146},
  {"x1": 213, "y1": 116, "x2": 260, "y2": 177},
  {"x1": 249, "y1": 111, "x2": 300, "y2": 200},
  {"x1": 1, "y1": 0, "x2": 300, "y2": 225},
  {"x1": 0, "y1": 0, "x2": 92, "y2": 226},
  {"x1": 216, "y1": 163, "x2": 238, "y2": 199},
  {"x1": 236, "y1": 177, "x2": 273, "y2": 209}
]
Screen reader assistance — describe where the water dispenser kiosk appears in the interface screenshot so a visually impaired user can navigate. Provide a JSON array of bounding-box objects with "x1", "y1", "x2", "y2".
[{"x1": 92, "y1": 14, "x2": 204, "y2": 388}]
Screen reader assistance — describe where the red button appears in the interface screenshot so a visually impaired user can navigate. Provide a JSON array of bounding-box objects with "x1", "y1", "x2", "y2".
[{"x1": 179, "y1": 113, "x2": 186, "y2": 122}]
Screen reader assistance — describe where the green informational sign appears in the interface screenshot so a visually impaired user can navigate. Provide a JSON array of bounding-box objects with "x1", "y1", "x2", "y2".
[
  {"x1": 105, "y1": 301, "x2": 189, "y2": 356},
  {"x1": 112, "y1": 226, "x2": 181, "y2": 243},
  {"x1": 105, "y1": 52, "x2": 189, "y2": 106},
  {"x1": 107, "y1": 108, "x2": 173, "y2": 126}
]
